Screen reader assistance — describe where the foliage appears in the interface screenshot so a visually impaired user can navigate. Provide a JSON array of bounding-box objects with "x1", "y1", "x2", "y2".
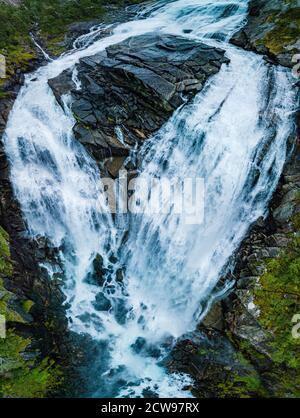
[
  {"x1": 217, "y1": 372, "x2": 264, "y2": 398},
  {"x1": 0, "y1": 226, "x2": 12, "y2": 276},
  {"x1": 0, "y1": 225, "x2": 62, "y2": 398}
]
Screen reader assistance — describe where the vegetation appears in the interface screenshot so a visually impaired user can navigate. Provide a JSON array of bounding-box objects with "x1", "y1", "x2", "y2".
[
  {"x1": 228, "y1": 192, "x2": 300, "y2": 397},
  {"x1": 253, "y1": 232, "x2": 300, "y2": 396},
  {"x1": 0, "y1": 225, "x2": 62, "y2": 398},
  {"x1": 263, "y1": 9, "x2": 300, "y2": 55},
  {"x1": 257, "y1": 1, "x2": 300, "y2": 56},
  {"x1": 217, "y1": 188, "x2": 300, "y2": 398},
  {"x1": 0, "y1": 331, "x2": 62, "y2": 398},
  {"x1": 217, "y1": 372, "x2": 265, "y2": 398}
]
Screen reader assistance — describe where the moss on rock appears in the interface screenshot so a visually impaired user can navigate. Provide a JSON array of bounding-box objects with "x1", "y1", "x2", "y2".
[
  {"x1": 253, "y1": 234, "x2": 300, "y2": 396},
  {"x1": 0, "y1": 225, "x2": 62, "y2": 398},
  {"x1": 231, "y1": 0, "x2": 300, "y2": 67}
]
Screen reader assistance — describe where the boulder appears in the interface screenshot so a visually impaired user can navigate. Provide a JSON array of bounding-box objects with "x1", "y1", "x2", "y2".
[
  {"x1": 49, "y1": 33, "x2": 229, "y2": 165},
  {"x1": 93, "y1": 292, "x2": 112, "y2": 311}
]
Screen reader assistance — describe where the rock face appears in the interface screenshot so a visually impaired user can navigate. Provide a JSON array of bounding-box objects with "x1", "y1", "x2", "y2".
[
  {"x1": 221, "y1": 125, "x2": 300, "y2": 395},
  {"x1": 0, "y1": 41, "x2": 96, "y2": 399},
  {"x1": 0, "y1": 72, "x2": 72, "y2": 396},
  {"x1": 165, "y1": 329, "x2": 263, "y2": 398},
  {"x1": 231, "y1": 0, "x2": 300, "y2": 67},
  {"x1": 168, "y1": 0, "x2": 300, "y2": 398},
  {"x1": 49, "y1": 33, "x2": 228, "y2": 163},
  {"x1": 170, "y1": 116, "x2": 300, "y2": 397}
]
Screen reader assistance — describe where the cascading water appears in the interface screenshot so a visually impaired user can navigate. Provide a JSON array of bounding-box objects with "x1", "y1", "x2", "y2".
[{"x1": 3, "y1": 0, "x2": 297, "y2": 398}]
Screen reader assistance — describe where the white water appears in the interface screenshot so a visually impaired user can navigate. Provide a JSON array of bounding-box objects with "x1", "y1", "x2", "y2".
[{"x1": 3, "y1": 0, "x2": 297, "y2": 398}]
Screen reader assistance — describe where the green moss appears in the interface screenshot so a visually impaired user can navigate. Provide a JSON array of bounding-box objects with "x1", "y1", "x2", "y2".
[
  {"x1": 0, "y1": 225, "x2": 61, "y2": 398},
  {"x1": 214, "y1": 348, "x2": 266, "y2": 398},
  {"x1": 291, "y1": 192, "x2": 300, "y2": 229},
  {"x1": 252, "y1": 231, "x2": 300, "y2": 396},
  {"x1": 22, "y1": 300, "x2": 34, "y2": 314},
  {"x1": 0, "y1": 330, "x2": 62, "y2": 398},
  {"x1": 0, "y1": 284, "x2": 26, "y2": 324},
  {"x1": 0, "y1": 91, "x2": 10, "y2": 99},
  {"x1": 196, "y1": 334, "x2": 266, "y2": 398},
  {"x1": 217, "y1": 372, "x2": 264, "y2": 398},
  {"x1": 0, "y1": 0, "x2": 144, "y2": 88},
  {"x1": 257, "y1": 8, "x2": 300, "y2": 55}
]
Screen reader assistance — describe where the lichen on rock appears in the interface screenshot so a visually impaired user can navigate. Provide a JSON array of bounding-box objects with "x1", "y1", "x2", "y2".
[{"x1": 231, "y1": 0, "x2": 300, "y2": 67}]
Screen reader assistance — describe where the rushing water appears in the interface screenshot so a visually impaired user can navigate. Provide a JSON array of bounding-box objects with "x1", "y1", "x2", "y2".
[{"x1": 3, "y1": 0, "x2": 297, "y2": 397}]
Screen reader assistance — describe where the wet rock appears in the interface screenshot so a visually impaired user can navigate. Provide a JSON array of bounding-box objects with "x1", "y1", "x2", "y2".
[
  {"x1": 236, "y1": 276, "x2": 259, "y2": 290},
  {"x1": 48, "y1": 69, "x2": 75, "y2": 108},
  {"x1": 272, "y1": 187, "x2": 300, "y2": 224},
  {"x1": 93, "y1": 292, "x2": 112, "y2": 311},
  {"x1": 85, "y1": 254, "x2": 106, "y2": 287},
  {"x1": 115, "y1": 268, "x2": 124, "y2": 284},
  {"x1": 93, "y1": 254, "x2": 105, "y2": 276},
  {"x1": 201, "y1": 301, "x2": 224, "y2": 331},
  {"x1": 49, "y1": 33, "x2": 228, "y2": 166},
  {"x1": 105, "y1": 157, "x2": 126, "y2": 178},
  {"x1": 131, "y1": 337, "x2": 146, "y2": 354}
]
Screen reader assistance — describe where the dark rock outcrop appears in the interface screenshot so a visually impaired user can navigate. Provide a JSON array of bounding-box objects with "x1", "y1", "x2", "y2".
[
  {"x1": 167, "y1": 1, "x2": 300, "y2": 398},
  {"x1": 231, "y1": 0, "x2": 300, "y2": 67},
  {"x1": 49, "y1": 33, "x2": 229, "y2": 163},
  {"x1": 0, "y1": 71, "x2": 72, "y2": 395},
  {"x1": 165, "y1": 329, "x2": 261, "y2": 398}
]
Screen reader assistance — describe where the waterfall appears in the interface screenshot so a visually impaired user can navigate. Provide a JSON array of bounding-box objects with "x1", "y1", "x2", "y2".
[{"x1": 3, "y1": 0, "x2": 297, "y2": 398}]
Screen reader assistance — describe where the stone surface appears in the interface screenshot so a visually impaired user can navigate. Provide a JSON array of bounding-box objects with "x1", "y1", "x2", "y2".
[
  {"x1": 189, "y1": 112, "x2": 300, "y2": 396},
  {"x1": 49, "y1": 33, "x2": 228, "y2": 165},
  {"x1": 231, "y1": 0, "x2": 300, "y2": 68}
]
